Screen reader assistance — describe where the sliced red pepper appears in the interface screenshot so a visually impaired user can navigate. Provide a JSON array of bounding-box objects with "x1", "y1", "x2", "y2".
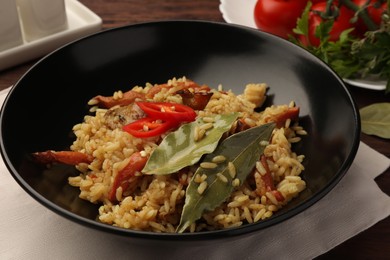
[
  {"x1": 108, "y1": 152, "x2": 148, "y2": 202},
  {"x1": 122, "y1": 117, "x2": 177, "y2": 138},
  {"x1": 136, "y1": 102, "x2": 196, "y2": 122}
]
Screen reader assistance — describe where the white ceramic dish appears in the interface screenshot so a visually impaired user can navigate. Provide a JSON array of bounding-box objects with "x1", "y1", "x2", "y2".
[
  {"x1": 219, "y1": 0, "x2": 386, "y2": 91},
  {"x1": 0, "y1": 0, "x2": 102, "y2": 71},
  {"x1": 343, "y1": 78, "x2": 387, "y2": 91},
  {"x1": 219, "y1": 0, "x2": 256, "y2": 28}
]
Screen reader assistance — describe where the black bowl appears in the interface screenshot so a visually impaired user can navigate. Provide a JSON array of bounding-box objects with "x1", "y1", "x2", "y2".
[{"x1": 0, "y1": 21, "x2": 360, "y2": 243}]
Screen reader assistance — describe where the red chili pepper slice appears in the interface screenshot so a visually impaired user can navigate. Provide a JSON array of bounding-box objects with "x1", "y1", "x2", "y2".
[
  {"x1": 122, "y1": 117, "x2": 176, "y2": 138},
  {"x1": 136, "y1": 102, "x2": 197, "y2": 122}
]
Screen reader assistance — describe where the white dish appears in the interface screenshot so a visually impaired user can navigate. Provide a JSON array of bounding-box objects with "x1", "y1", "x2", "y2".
[
  {"x1": 0, "y1": 0, "x2": 102, "y2": 71},
  {"x1": 219, "y1": 0, "x2": 386, "y2": 91},
  {"x1": 219, "y1": 0, "x2": 257, "y2": 28},
  {"x1": 343, "y1": 78, "x2": 387, "y2": 91}
]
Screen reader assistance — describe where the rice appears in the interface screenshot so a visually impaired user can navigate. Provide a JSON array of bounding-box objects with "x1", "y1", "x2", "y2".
[{"x1": 67, "y1": 76, "x2": 306, "y2": 233}]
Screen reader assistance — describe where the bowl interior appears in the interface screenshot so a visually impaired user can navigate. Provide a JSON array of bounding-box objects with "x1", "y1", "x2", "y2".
[{"x1": 0, "y1": 21, "x2": 360, "y2": 240}]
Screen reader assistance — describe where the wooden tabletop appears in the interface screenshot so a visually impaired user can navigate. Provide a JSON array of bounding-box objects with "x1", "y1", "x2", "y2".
[{"x1": 1, "y1": 0, "x2": 389, "y2": 258}]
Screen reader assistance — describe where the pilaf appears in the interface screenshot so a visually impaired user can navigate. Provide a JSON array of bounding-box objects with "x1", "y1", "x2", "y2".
[{"x1": 35, "y1": 76, "x2": 307, "y2": 233}]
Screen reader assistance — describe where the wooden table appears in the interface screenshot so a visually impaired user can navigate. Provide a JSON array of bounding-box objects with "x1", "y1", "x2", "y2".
[{"x1": 1, "y1": 1, "x2": 389, "y2": 258}]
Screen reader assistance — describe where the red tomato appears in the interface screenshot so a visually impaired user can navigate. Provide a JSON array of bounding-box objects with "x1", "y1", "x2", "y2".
[
  {"x1": 368, "y1": 1, "x2": 388, "y2": 25},
  {"x1": 254, "y1": 0, "x2": 309, "y2": 39},
  {"x1": 302, "y1": 1, "x2": 356, "y2": 46},
  {"x1": 353, "y1": 0, "x2": 388, "y2": 33}
]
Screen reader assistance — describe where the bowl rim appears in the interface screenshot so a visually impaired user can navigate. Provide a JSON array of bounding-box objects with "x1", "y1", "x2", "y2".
[{"x1": 0, "y1": 19, "x2": 361, "y2": 241}]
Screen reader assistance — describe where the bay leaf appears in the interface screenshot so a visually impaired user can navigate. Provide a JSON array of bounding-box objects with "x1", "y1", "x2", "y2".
[
  {"x1": 142, "y1": 113, "x2": 239, "y2": 175},
  {"x1": 176, "y1": 122, "x2": 275, "y2": 233},
  {"x1": 360, "y1": 102, "x2": 390, "y2": 139}
]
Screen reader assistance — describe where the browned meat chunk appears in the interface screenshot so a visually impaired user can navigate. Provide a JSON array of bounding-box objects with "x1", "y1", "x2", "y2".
[{"x1": 103, "y1": 103, "x2": 146, "y2": 129}]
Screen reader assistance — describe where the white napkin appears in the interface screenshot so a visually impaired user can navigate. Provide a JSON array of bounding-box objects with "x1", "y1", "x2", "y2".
[{"x1": 1, "y1": 87, "x2": 389, "y2": 260}]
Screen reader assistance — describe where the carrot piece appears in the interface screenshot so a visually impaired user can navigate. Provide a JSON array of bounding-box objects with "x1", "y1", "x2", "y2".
[
  {"x1": 108, "y1": 152, "x2": 148, "y2": 202},
  {"x1": 32, "y1": 150, "x2": 93, "y2": 165},
  {"x1": 260, "y1": 155, "x2": 285, "y2": 202},
  {"x1": 92, "y1": 90, "x2": 145, "y2": 108},
  {"x1": 260, "y1": 155, "x2": 275, "y2": 191},
  {"x1": 272, "y1": 107, "x2": 299, "y2": 128}
]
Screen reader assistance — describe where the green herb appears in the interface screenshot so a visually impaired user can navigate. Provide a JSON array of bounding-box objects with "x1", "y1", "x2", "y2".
[
  {"x1": 291, "y1": 1, "x2": 390, "y2": 94},
  {"x1": 292, "y1": 1, "x2": 311, "y2": 37},
  {"x1": 142, "y1": 113, "x2": 239, "y2": 175},
  {"x1": 176, "y1": 123, "x2": 275, "y2": 233},
  {"x1": 360, "y1": 102, "x2": 390, "y2": 138}
]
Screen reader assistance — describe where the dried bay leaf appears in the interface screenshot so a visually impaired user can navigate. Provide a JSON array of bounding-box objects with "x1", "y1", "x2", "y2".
[
  {"x1": 176, "y1": 122, "x2": 275, "y2": 233},
  {"x1": 360, "y1": 103, "x2": 390, "y2": 139},
  {"x1": 142, "y1": 113, "x2": 239, "y2": 175}
]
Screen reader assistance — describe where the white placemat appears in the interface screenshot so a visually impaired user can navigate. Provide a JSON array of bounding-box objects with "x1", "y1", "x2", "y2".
[{"x1": 0, "y1": 87, "x2": 389, "y2": 259}]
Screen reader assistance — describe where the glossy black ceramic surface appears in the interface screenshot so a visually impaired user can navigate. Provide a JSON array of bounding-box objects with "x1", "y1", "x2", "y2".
[{"x1": 0, "y1": 21, "x2": 360, "y2": 242}]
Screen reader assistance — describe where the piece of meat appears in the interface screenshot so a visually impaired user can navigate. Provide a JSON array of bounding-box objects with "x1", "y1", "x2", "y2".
[
  {"x1": 175, "y1": 89, "x2": 213, "y2": 110},
  {"x1": 104, "y1": 103, "x2": 146, "y2": 130}
]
